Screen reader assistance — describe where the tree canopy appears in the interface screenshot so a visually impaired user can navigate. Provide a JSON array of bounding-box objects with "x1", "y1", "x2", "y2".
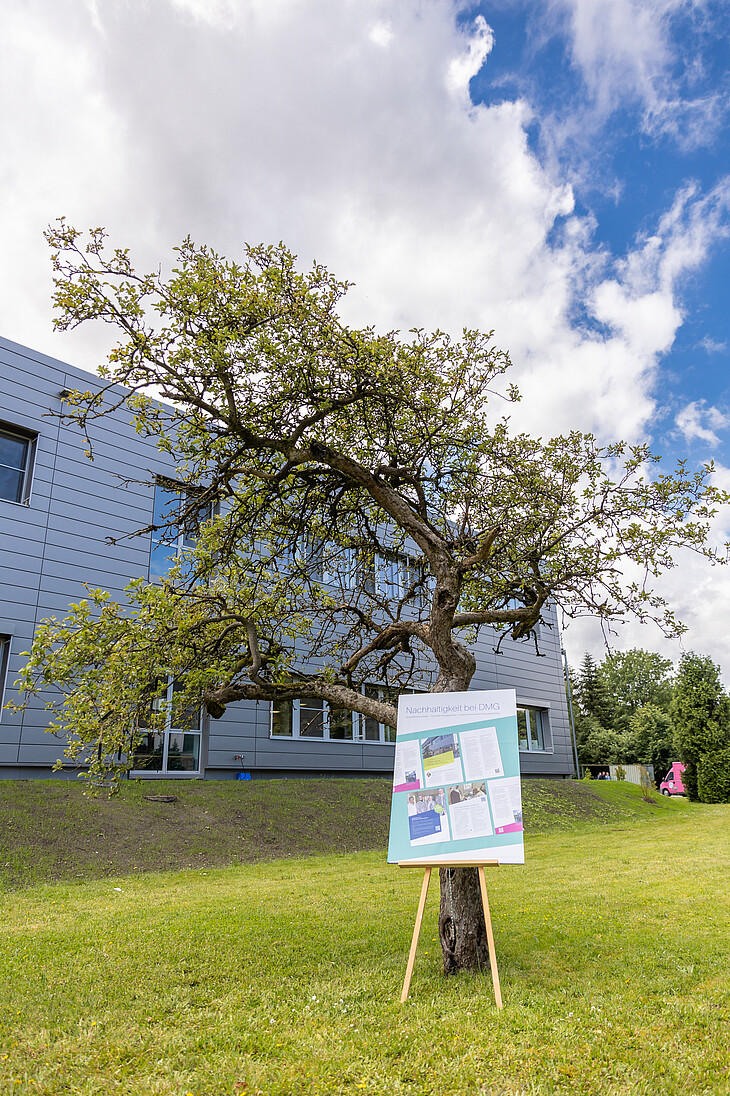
[
  {"x1": 16, "y1": 223, "x2": 730, "y2": 792},
  {"x1": 596, "y1": 649, "x2": 675, "y2": 727}
]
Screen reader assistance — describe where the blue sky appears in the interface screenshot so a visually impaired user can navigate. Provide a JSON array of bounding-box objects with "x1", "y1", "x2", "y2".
[
  {"x1": 465, "y1": 0, "x2": 730, "y2": 468},
  {"x1": 0, "y1": 0, "x2": 728, "y2": 673}
]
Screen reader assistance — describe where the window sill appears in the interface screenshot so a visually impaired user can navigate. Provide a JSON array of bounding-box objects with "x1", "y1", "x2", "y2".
[
  {"x1": 270, "y1": 735, "x2": 395, "y2": 746},
  {"x1": 130, "y1": 770, "x2": 202, "y2": 778}
]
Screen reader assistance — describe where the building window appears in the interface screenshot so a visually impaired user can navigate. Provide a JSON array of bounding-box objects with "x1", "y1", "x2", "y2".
[
  {"x1": 0, "y1": 635, "x2": 11, "y2": 717},
  {"x1": 149, "y1": 480, "x2": 213, "y2": 581},
  {"x1": 373, "y1": 550, "x2": 430, "y2": 602},
  {"x1": 271, "y1": 685, "x2": 398, "y2": 744},
  {"x1": 517, "y1": 706, "x2": 550, "y2": 752},
  {"x1": 132, "y1": 678, "x2": 202, "y2": 774},
  {"x1": 0, "y1": 424, "x2": 36, "y2": 505},
  {"x1": 360, "y1": 684, "x2": 398, "y2": 743},
  {"x1": 271, "y1": 698, "x2": 293, "y2": 738}
]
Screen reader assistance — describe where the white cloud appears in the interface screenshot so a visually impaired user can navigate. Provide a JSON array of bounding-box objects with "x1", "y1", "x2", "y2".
[
  {"x1": 699, "y1": 335, "x2": 728, "y2": 354},
  {"x1": 368, "y1": 22, "x2": 394, "y2": 49},
  {"x1": 445, "y1": 14, "x2": 494, "y2": 99},
  {"x1": 0, "y1": 0, "x2": 726, "y2": 441},
  {"x1": 676, "y1": 401, "x2": 730, "y2": 447},
  {"x1": 548, "y1": 0, "x2": 726, "y2": 147},
  {"x1": 0, "y1": 0, "x2": 726, "y2": 447},
  {"x1": 503, "y1": 180, "x2": 730, "y2": 443}
]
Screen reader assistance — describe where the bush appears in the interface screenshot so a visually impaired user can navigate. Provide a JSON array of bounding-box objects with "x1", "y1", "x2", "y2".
[{"x1": 696, "y1": 748, "x2": 730, "y2": 804}]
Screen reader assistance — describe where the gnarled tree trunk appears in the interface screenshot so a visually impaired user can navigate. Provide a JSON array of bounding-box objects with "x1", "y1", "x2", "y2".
[{"x1": 438, "y1": 865, "x2": 490, "y2": 972}]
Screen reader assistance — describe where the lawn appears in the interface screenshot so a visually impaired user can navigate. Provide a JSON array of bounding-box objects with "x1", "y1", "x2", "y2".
[
  {"x1": 1, "y1": 789, "x2": 727, "y2": 1095},
  {"x1": 0, "y1": 776, "x2": 688, "y2": 889}
]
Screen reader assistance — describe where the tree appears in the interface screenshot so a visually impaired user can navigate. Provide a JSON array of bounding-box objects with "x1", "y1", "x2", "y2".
[
  {"x1": 574, "y1": 653, "x2": 616, "y2": 729},
  {"x1": 671, "y1": 653, "x2": 730, "y2": 801},
  {"x1": 628, "y1": 703, "x2": 675, "y2": 778},
  {"x1": 596, "y1": 649, "x2": 674, "y2": 732},
  {"x1": 696, "y1": 747, "x2": 730, "y2": 803},
  {"x1": 574, "y1": 714, "x2": 624, "y2": 767},
  {"x1": 16, "y1": 223, "x2": 730, "y2": 973}
]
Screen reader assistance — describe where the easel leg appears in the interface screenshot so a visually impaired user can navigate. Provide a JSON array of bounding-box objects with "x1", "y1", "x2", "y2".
[
  {"x1": 400, "y1": 867, "x2": 432, "y2": 1002},
  {"x1": 478, "y1": 866, "x2": 503, "y2": 1010}
]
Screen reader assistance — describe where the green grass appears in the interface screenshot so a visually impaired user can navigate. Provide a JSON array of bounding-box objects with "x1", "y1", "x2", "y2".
[
  {"x1": 0, "y1": 776, "x2": 690, "y2": 890},
  {"x1": 1, "y1": 798, "x2": 728, "y2": 1095}
]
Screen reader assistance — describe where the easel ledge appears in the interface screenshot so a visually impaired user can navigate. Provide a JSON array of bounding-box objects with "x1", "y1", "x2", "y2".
[{"x1": 397, "y1": 860, "x2": 502, "y2": 1008}]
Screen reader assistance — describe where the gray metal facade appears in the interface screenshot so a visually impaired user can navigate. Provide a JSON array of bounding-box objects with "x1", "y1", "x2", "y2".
[{"x1": 0, "y1": 335, "x2": 575, "y2": 780}]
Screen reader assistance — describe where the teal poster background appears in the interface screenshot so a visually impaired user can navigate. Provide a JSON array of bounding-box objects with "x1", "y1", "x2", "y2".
[{"x1": 387, "y1": 690, "x2": 525, "y2": 865}]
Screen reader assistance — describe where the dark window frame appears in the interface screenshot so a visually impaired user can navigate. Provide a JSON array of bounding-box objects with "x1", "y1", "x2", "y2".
[
  {"x1": 0, "y1": 422, "x2": 37, "y2": 505},
  {"x1": 0, "y1": 634, "x2": 11, "y2": 718}
]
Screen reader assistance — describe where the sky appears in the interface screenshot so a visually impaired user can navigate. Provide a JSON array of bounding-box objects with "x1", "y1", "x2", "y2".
[{"x1": 1, "y1": 0, "x2": 729, "y2": 678}]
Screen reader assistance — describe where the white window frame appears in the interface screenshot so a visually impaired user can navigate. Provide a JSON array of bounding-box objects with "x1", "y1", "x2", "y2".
[
  {"x1": 0, "y1": 423, "x2": 37, "y2": 506},
  {"x1": 270, "y1": 687, "x2": 397, "y2": 744},
  {"x1": 375, "y1": 550, "x2": 429, "y2": 602},
  {"x1": 131, "y1": 677, "x2": 203, "y2": 776},
  {"x1": 517, "y1": 704, "x2": 552, "y2": 753}
]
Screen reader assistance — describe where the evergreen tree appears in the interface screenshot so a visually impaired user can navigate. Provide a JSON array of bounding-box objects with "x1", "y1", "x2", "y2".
[
  {"x1": 574, "y1": 653, "x2": 616, "y2": 729},
  {"x1": 671, "y1": 653, "x2": 730, "y2": 801}
]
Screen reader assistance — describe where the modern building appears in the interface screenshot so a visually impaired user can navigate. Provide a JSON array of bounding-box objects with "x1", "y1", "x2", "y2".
[{"x1": 1, "y1": 335, "x2": 575, "y2": 781}]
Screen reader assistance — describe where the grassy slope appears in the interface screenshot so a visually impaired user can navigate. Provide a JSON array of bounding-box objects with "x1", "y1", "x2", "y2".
[
  {"x1": 0, "y1": 777, "x2": 690, "y2": 890},
  {"x1": 0, "y1": 799, "x2": 727, "y2": 1096}
]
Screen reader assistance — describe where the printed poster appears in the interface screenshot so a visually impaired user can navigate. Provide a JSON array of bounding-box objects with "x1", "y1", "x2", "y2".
[{"x1": 387, "y1": 690, "x2": 525, "y2": 865}]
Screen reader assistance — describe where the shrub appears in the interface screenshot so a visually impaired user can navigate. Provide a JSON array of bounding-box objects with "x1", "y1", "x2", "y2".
[{"x1": 696, "y1": 748, "x2": 730, "y2": 804}]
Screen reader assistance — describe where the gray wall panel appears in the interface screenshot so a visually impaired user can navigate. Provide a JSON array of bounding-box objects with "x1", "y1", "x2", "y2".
[{"x1": 1, "y1": 506, "x2": 51, "y2": 535}]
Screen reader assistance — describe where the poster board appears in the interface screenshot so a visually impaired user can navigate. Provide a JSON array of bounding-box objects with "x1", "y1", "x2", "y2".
[{"x1": 387, "y1": 689, "x2": 524, "y2": 866}]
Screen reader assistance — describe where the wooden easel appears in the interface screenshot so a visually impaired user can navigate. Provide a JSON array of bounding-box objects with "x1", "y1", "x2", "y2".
[{"x1": 398, "y1": 859, "x2": 502, "y2": 1008}]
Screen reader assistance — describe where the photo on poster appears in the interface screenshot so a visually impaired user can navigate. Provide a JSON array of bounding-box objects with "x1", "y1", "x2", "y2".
[
  {"x1": 407, "y1": 788, "x2": 451, "y2": 846},
  {"x1": 393, "y1": 738, "x2": 422, "y2": 792},
  {"x1": 421, "y1": 733, "x2": 464, "y2": 787},
  {"x1": 447, "y1": 781, "x2": 494, "y2": 841},
  {"x1": 460, "y1": 723, "x2": 504, "y2": 780},
  {"x1": 487, "y1": 776, "x2": 524, "y2": 833}
]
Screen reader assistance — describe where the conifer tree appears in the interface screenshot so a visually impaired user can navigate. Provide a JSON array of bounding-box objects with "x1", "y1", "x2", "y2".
[{"x1": 672, "y1": 653, "x2": 730, "y2": 801}]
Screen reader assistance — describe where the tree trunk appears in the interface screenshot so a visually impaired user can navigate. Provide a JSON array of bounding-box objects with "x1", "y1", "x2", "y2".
[{"x1": 438, "y1": 866, "x2": 490, "y2": 973}]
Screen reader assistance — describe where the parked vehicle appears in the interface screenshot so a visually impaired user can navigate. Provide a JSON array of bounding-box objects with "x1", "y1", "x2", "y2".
[{"x1": 660, "y1": 761, "x2": 686, "y2": 796}]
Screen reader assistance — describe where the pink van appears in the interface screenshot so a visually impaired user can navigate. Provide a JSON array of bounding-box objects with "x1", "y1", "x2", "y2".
[{"x1": 660, "y1": 761, "x2": 686, "y2": 796}]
